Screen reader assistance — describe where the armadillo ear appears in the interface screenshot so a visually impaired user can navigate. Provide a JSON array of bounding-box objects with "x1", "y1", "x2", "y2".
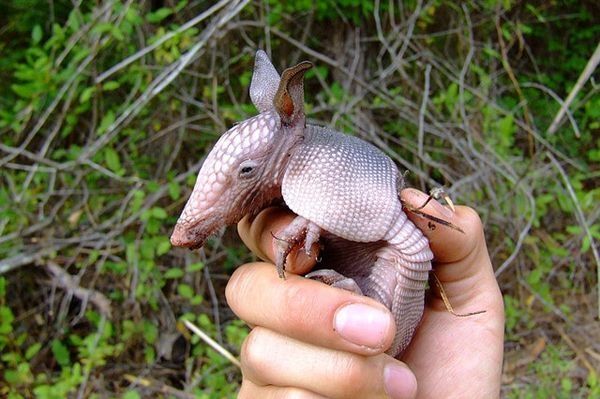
[
  {"x1": 250, "y1": 50, "x2": 281, "y2": 112},
  {"x1": 273, "y1": 61, "x2": 313, "y2": 126}
]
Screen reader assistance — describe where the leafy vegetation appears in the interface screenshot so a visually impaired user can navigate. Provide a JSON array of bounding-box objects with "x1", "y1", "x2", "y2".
[{"x1": 1, "y1": 0, "x2": 598, "y2": 397}]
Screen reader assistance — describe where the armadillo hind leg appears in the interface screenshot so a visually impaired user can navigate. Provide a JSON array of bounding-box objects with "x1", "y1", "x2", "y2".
[
  {"x1": 372, "y1": 211, "x2": 433, "y2": 358},
  {"x1": 305, "y1": 269, "x2": 364, "y2": 295},
  {"x1": 274, "y1": 215, "x2": 321, "y2": 278}
]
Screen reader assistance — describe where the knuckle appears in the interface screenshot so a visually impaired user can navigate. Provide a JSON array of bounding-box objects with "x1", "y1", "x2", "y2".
[
  {"x1": 240, "y1": 327, "x2": 270, "y2": 374},
  {"x1": 461, "y1": 206, "x2": 483, "y2": 227},
  {"x1": 225, "y1": 264, "x2": 254, "y2": 312},
  {"x1": 276, "y1": 282, "x2": 319, "y2": 329},
  {"x1": 335, "y1": 355, "x2": 372, "y2": 394},
  {"x1": 458, "y1": 206, "x2": 485, "y2": 239}
]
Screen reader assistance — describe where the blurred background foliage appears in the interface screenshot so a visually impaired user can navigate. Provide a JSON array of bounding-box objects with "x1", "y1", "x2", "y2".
[{"x1": 0, "y1": 0, "x2": 598, "y2": 397}]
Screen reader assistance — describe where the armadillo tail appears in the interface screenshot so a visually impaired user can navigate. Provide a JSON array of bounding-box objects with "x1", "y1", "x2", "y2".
[{"x1": 377, "y1": 212, "x2": 433, "y2": 357}]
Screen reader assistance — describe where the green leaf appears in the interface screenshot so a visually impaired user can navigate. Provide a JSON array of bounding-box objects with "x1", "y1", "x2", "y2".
[
  {"x1": 92, "y1": 22, "x2": 114, "y2": 35},
  {"x1": 498, "y1": 114, "x2": 515, "y2": 137},
  {"x1": 156, "y1": 239, "x2": 171, "y2": 256},
  {"x1": 140, "y1": 240, "x2": 155, "y2": 260},
  {"x1": 79, "y1": 87, "x2": 96, "y2": 103},
  {"x1": 130, "y1": 190, "x2": 145, "y2": 214},
  {"x1": 168, "y1": 181, "x2": 181, "y2": 200},
  {"x1": 164, "y1": 268, "x2": 183, "y2": 279},
  {"x1": 146, "y1": 8, "x2": 173, "y2": 23},
  {"x1": 0, "y1": 277, "x2": 6, "y2": 296},
  {"x1": 11, "y1": 83, "x2": 35, "y2": 99},
  {"x1": 104, "y1": 148, "x2": 121, "y2": 172},
  {"x1": 111, "y1": 26, "x2": 124, "y2": 41},
  {"x1": 102, "y1": 81, "x2": 120, "y2": 91},
  {"x1": 177, "y1": 283, "x2": 194, "y2": 298},
  {"x1": 32, "y1": 25, "x2": 43, "y2": 44},
  {"x1": 142, "y1": 321, "x2": 158, "y2": 344},
  {"x1": 151, "y1": 207, "x2": 167, "y2": 219},
  {"x1": 98, "y1": 111, "x2": 115, "y2": 135},
  {"x1": 190, "y1": 295, "x2": 203, "y2": 305},
  {"x1": 126, "y1": 243, "x2": 137, "y2": 264},
  {"x1": 122, "y1": 390, "x2": 141, "y2": 399},
  {"x1": 0, "y1": 306, "x2": 14, "y2": 334},
  {"x1": 51, "y1": 340, "x2": 71, "y2": 367},
  {"x1": 25, "y1": 343, "x2": 42, "y2": 360},
  {"x1": 187, "y1": 262, "x2": 204, "y2": 272},
  {"x1": 67, "y1": 9, "x2": 81, "y2": 31}
]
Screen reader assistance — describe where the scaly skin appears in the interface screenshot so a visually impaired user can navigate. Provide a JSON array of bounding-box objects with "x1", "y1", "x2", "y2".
[{"x1": 170, "y1": 50, "x2": 433, "y2": 357}]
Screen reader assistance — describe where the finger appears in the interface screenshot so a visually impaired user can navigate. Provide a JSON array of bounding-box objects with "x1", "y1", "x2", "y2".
[
  {"x1": 239, "y1": 379, "x2": 329, "y2": 399},
  {"x1": 401, "y1": 188, "x2": 500, "y2": 308},
  {"x1": 400, "y1": 188, "x2": 486, "y2": 265},
  {"x1": 226, "y1": 262, "x2": 395, "y2": 355},
  {"x1": 241, "y1": 327, "x2": 417, "y2": 399},
  {"x1": 238, "y1": 207, "x2": 317, "y2": 275}
]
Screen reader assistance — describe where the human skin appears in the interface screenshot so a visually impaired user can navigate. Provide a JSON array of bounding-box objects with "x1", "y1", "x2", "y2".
[{"x1": 225, "y1": 188, "x2": 504, "y2": 398}]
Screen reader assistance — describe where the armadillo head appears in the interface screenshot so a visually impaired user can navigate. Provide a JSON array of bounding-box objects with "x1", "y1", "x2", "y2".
[{"x1": 170, "y1": 50, "x2": 312, "y2": 249}]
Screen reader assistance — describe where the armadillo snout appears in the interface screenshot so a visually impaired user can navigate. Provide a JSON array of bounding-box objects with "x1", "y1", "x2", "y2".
[{"x1": 170, "y1": 214, "x2": 221, "y2": 249}]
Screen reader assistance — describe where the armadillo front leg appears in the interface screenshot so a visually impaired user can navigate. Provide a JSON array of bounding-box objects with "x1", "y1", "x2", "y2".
[
  {"x1": 274, "y1": 215, "x2": 321, "y2": 278},
  {"x1": 274, "y1": 217, "x2": 364, "y2": 294}
]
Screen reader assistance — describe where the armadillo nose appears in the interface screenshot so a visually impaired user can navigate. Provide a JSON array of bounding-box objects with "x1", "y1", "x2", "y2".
[
  {"x1": 170, "y1": 223, "x2": 203, "y2": 248},
  {"x1": 170, "y1": 220, "x2": 210, "y2": 249},
  {"x1": 170, "y1": 223, "x2": 188, "y2": 247}
]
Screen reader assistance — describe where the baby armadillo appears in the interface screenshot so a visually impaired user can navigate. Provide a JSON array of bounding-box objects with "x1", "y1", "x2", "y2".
[{"x1": 170, "y1": 50, "x2": 433, "y2": 357}]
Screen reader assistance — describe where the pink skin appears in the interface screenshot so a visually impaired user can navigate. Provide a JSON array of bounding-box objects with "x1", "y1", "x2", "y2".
[
  {"x1": 170, "y1": 111, "x2": 287, "y2": 249},
  {"x1": 229, "y1": 190, "x2": 504, "y2": 398}
]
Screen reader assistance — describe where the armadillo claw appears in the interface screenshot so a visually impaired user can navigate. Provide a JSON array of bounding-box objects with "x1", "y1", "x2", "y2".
[
  {"x1": 429, "y1": 187, "x2": 455, "y2": 212},
  {"x1": 273, "y1": 216, "x2": 321, "y2": 279},
  {"x1": 305, "y1": 269, "x2": 364, "y2": 295}
]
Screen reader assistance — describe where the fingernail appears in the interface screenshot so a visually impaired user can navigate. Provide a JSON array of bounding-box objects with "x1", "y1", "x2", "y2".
[
  {"x1": 334, "y1": 303, "x2": 393, "y2": 349},
  {"x1": 384, "y1": 363, "x2": 417, "y2": 399},
  {"x1": 431, "y1": 197, "x2": 454, "y2": 219}
]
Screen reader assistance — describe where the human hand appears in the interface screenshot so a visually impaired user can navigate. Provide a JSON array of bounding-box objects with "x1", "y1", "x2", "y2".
[{"x1": 226, "y1": 188, "x2": 504, "y2": 398}]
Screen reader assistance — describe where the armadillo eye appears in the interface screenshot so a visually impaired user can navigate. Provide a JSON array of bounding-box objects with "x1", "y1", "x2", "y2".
[{"x1": 238, "y1": 160, "x2": 258, "y2": 179}]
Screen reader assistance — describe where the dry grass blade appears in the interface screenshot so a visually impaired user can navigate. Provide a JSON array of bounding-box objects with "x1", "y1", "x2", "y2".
[
  {"x1": 547, "y1": 42, "x2": 600, "y2": 136},
  {"x1": 183, "y1": 319, "x2": 241, "y2": 369}
]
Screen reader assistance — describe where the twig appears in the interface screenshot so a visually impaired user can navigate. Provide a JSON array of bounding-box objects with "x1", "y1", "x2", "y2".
[
  {"x1": 124, "y1": 374, "x2": 197, "y2": 399},
  {"x1": 547, "y1": 152, "x2": 600, "y2": 318},
  {"x1": 495, "y1": 12, "x2": 535, "y2": 154},
  {"x1": 183, "y1": 319, "x2": 241, "y2": 368},
  {"x1": 458, "y1": 4, "x2": 475, "y2": 140},
  {"x1": 95, "y1": 0, "x2": 231, "y2": 83},
  {"x1": 45, "y1": 261, "x2": 112, "y2": 317},
  {"x1": 0, "y1": 244, "x2": 67, "y2": 274},
  {"x1": 518, "y1": 278, "x2": 571, "y2": 324},
  {"x1": 379, "y1": 0, "x2": 423, "y2": 80},
  {"x1": 521, "y1": 82, "x2": 581, "y2": 138},
  {"x1": 495, "y1": 187, "x2": 536, "y2": 277},
  {"x1": 78, "y1": 0, "x2": 250, "y2": 164},
  {"x1": 547, "y1": 42, "x2": 600, "y2": 135},
  {"x1": 203, "y1": 265, "x2": 223, "y2": 344},
  {"x1": 418, "y1": 63, "x2": 431, "y2": 158},
  {"x1": 551, "y1": 322, "x2": 596, "y2": 376}
]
